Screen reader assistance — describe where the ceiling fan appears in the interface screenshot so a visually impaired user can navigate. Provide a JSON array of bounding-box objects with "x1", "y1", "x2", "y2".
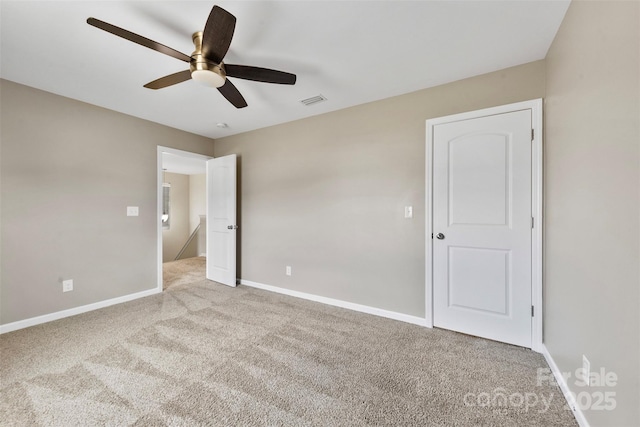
[{"x1": 87, "y1": 5, "x2": 296, "y2": 109}]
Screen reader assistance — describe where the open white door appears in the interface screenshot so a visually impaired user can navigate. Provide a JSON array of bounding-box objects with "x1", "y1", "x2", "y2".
[{"x1": 206, "y1": 154, "x2": 237, "y2": 287}]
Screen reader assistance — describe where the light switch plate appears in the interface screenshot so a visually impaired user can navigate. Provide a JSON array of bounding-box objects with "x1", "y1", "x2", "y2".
[
  {"x1": 127, "y1": 206, "x2": 139, "y2": 217},
  {"x1": 404, "y1": 206, "x2": 413, "y2": 218}
]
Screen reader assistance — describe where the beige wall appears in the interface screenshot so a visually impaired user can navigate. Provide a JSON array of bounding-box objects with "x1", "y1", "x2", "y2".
[
  {"x1": 544, "y1": 1, "x2": 640, "y2": 426},
  {"x1": 189, "y1": 174, "x2": 207, "y2": 257},
  {"x1": 214, "y1": 60, "x2": 545, "y2": 316},
  {"x1": 0, "y1": 79, "x2": 215, "y2": 325},
  {"x1": 189, "y1": 174, "x2": 206, "y2": 234},
  {"x1": 162, "y1": 173, "x2": 190, "y2": 262}
]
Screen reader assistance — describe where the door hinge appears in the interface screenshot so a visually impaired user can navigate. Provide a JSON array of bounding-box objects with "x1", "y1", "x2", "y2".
[
  {"x1": 531, "y1": 305, "x2": 535, "y2": 317},
  {"x1": 531, "y1": 129, "x2": 534, "y2": 141},
  {"x1": 532, "y1": 217, "x2": 534, "y2": 229}
]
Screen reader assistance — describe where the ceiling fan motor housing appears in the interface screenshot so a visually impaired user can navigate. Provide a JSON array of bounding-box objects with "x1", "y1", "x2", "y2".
[{"x1": 190, "y1": 31, "x2": 226, "y2": 87}]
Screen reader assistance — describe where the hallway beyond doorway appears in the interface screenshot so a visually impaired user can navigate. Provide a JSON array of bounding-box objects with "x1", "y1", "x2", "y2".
[{"x1": 163, "y1": 256, "x2": 206, "y2": 290}]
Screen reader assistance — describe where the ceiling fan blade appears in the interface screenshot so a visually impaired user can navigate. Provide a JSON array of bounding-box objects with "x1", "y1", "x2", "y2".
[
  {"x1": 87, "y1": 17, "x2": 191, "y2": 62},
  {"x1": 225, "y1": 64, "x2": 296, "y2": 85},
  {"x1": 201, "y1": 6, "x2": 236, "y2": 64},
  {"x1": 217, "y1": 79, "x2": 247, "y2": 109},
  {"x1": 144, "y1": 70, "x2": 192, "y2": 89}
]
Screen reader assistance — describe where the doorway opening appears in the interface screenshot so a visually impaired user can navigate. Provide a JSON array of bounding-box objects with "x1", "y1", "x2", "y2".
[{"x1": 157, "y1": 147, "x2": 212, "y2": 291}]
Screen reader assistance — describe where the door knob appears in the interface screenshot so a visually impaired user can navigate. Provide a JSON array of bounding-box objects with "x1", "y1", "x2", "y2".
[
  {"x1": 436, "y1": 233, "x2": 445, "y2": 240},
  {"x1": 227, "y1": 225, "x2": 238, "y2": 230}
]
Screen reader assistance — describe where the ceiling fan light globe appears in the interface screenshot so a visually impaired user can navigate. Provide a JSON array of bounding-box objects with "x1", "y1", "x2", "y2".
[{"x1": 191, "y1": 70, "x2": 226, "y2": 88}]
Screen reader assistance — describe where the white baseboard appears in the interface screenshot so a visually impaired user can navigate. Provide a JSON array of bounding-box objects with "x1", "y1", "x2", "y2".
[
  {"x1": 541, "y1": 344, "x2": 590, "y2": 427},
  {"x1": 0, "y1": 288, "x2": 162, "y2": 334},
  {"x1": 239, "y1": 279, "x2": 429, "y2": 327}
]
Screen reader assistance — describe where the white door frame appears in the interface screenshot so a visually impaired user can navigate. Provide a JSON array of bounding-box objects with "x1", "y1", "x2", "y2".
[
  {"x1": 156, "y1": 146, "x2": 213, "y2": 292},
  {"x1": 425, "y1": 99, "x2": 543, "y2": 352}
]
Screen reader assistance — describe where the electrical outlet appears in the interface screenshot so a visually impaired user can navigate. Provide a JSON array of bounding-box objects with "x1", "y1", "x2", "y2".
[
  {"x1": 582, "y1": 355, "x2": 590, "y2": 386},
  {"x1": 127, "y1": 206, "x2": 139, "y2": 216},
  {"x1": 286, "y1": 266, "x2": 292, "y2": 276},
  {"x1": 62, "y1": 279, "x2": 73, "y2": 293}
]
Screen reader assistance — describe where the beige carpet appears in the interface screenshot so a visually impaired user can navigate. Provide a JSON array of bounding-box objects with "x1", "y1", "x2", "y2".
[
  {"x1": 1, "y1": 278, "x2": 577, "y2": 426},
  {"x1": 163, "y1": 256, "x2": 206, "y2": 290}
]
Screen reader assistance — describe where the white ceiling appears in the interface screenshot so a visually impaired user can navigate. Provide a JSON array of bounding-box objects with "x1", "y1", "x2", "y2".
[
  {"x1": 162, "y1": 152, "x2": 206, "y2": 175},
  {"x1": 0, "y1": 1, "x2": 570, "y2": 139}
]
